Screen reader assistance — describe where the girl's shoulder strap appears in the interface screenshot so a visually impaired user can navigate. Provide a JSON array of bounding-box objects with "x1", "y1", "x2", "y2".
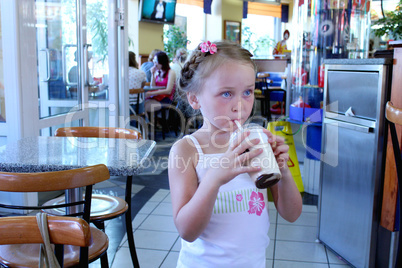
[{"x1": 185, "y1": 135, "x2": 203, "y2": 156}]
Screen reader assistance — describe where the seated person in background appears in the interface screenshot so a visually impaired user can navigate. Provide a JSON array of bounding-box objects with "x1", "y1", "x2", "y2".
[
  {"x1": 68, "y1": 50, "x2": 95, "y2": 98},
  {"x1": 145, "y1": 51, "x2": 176, "y2": 113},
  {"x1": 128, "y1": 51, "x2": 146, "y2": 115},
  {"x1": 170, "y1": 48, "x2": 188, "y2": 80},
  {"x1": 170, "y1": 48, "x2": 191, "y2": 116},
  {"x1": 140, "y1": 49, "x2": 161, "y2": 82}
]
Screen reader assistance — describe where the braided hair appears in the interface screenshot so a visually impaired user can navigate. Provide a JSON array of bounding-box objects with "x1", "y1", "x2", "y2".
[{"x1": 178, "y1": 41, "x2": 255, "y2": 97}]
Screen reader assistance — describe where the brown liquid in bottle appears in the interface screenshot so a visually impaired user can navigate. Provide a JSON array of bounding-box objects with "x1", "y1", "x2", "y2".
[{"x1": 256, "y1": 173, "x2": 281, "y2": 189}]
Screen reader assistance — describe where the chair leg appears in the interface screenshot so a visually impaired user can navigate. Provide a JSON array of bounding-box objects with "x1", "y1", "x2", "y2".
[
  {"x1": 139, "y1": 115, "x2": 148, "y2": 139},
  {"x1": 389, "y1": 122, "x2": 402, "y2": 267},
  {"x1": 153, "y1": 111, "x2": 157, "y2": 140},
  {"x1": 259, "y1": 99, "x2": 265, "y2": 116},
  {"x1": 125, "y1": 175, "x2": 140, "y2": 268},
  {"x1": 55, "y1": 244, "x2": 64, "y2": 267},
  {"x1": 148, "y1": 111, "x2": 155, "y2": 140},
  {"x1": 100, "y1": 250, "x2": 109, "y2": 268},
  {"x1": 92, "y1": 221, "x2": 109, "y2": 267},
  {"x1": 93, "y1": 220, "x2": 105, "y2": 231},
  {"x1": 282, "y1": 91, "x2": 287, "y2": 115},
  {"x1": 161, "y1": 108, "x2": 167, "y2": 140},
  {"x1": 174, "y1": 111, "x2": 179, "y2": 136},
  {"x1": 169, "y1": 107, "x2": 179, "y2": 136},
  {"x1": 265, "y1": 94, "x2": 271, "y2": 121}
]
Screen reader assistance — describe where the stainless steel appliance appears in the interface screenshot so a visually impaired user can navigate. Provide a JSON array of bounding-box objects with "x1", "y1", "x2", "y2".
[{"x1": 318, "y1": 59, "x2": 393, "y2": 268}]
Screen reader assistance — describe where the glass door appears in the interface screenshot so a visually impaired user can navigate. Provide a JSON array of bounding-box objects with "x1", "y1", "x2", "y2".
[
  {"x1": 37, "y1": 0, "x2": 111, "y2": 116},
  {"x1": 1, "y1": 0, "x2": 124, "y2": 139},
  {"x1": 35, "y1": 0, "x2": 89, "y2": 136},
  {"x1": 32, "y1": 0, "x2": 120, "y2": 136},
  {"x1": 0, "y1": 3, "x2": 6, "y2": 142},
  {"x1": 86, "y1": 0, "x2": 115, "y2": 128},
  {"x1": 37, "y1": 1, "x2": 80, "y2": 115}
]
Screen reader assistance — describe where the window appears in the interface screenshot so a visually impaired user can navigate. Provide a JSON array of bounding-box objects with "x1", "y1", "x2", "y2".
[
  {"x1": 370, "y1": 0, "x2": 400, "y2": 50},
  {"x1": 0, "y1": 5, "x2": 5, "y2": 124},
  {"x1": 175, "y1": 3, "x2": 204, "y2": 50},
  {"x1": 242, "y1": 14, "x2": 277, "y2": 58}
]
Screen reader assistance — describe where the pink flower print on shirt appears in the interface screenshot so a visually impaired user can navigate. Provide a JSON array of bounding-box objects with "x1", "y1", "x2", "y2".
[
  {"x1": 248, "y1": 191, "x2": 265, "y2": 216},
  {"x1": 236, "y1": 194, "x2": 243, "y2": 202}
]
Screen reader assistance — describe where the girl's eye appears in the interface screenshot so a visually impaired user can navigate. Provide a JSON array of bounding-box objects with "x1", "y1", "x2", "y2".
[
  {"x1": 222, "y1": 92, "x2": 231, "y2": 98},
  {"x1": 244, "y1": 89, "x2": 253, "y2": 96}
]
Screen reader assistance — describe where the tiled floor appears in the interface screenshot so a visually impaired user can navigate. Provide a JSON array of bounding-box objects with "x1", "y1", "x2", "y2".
[{"x1": 87, "y1": 129, "x2": 353, "y2": 268}]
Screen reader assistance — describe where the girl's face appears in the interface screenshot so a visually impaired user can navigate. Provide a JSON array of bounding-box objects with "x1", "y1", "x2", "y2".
[
  {"x1": 153, "y1": 56, "x2": 162, "y2": 70},
  {"x1": 193, "y1": 61, "x2": 255, "y2": 132}
]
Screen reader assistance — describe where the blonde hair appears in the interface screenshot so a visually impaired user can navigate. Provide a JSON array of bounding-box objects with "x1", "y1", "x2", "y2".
[
  {"x1": 175, "y1": 48, "x2": 188, "y2": 64},
  {"x1": 179, "y1": 41, "x2": 255, "y2": 96},
  {"x1": 148, "y1": 49, "x2": 162, "y2": 62}
]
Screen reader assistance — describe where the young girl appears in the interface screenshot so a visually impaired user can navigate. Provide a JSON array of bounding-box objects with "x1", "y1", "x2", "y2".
[{"x1": 168, "y1": 41, "x2": 302, "y2": 267}]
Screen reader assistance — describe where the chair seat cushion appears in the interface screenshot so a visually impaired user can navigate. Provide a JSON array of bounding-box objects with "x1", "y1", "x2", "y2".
[
  {"x1": 43, "y1": 194, "x2": 128, "y2": 221},
  {"x1": 0, "y1": 226, "x2": 108, "y2": 267}
]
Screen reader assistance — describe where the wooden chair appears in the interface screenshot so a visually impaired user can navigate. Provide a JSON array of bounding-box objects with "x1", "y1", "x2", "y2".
[
  {"x1": 46, "y1": 126, "x2": 142, "y2": 268},
  {"x1": 129, "y1": 88, "x2": 145, "y2": 115},
  {"x1": 140, "y1": 81, "x2": 179, "y2": 140},
  {"x1": 0, "y1": 216, "x2": 91, "y2": 267},
  {"x1": 255, "y1": 72, "x2": 272, "y2": 118},
  {"x1": 130, "y1": 85, "x2": 170, "y2": 140},
  {"x1": 149, "y1": 103, "x2": 173, "y2": 140},
  {"x1": 54, "y1": 126, "x2": 142, "y2": 140},
  {"x1": 385, "y1": 102, "x2": 402, "y2": 267},
  {"x1": 267, "y1": 73, "x2": 287, "y2": 116},
  {"x1": 0, "y1": 164, "x2": 110, "y2": 267},
  {"x1": 129, "y1": 87, "x2": 148, "y2": 136},
  {"x1": 255, "y1": 72, "x2": 286, "y2": 120}
]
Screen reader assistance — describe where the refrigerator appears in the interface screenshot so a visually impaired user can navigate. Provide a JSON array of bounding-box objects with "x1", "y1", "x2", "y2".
[{"x1": 318, "y1": 58, "x2": 393, "y2": 267}]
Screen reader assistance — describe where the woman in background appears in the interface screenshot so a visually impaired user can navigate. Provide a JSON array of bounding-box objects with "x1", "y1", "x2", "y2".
[
  {"x1": 170, "y1": 47, "x2": 188, "y2": 81},
  {"x1": 145, "y1": 51, "x2": 176, "y2": 113},
  {"x1": 128, "y1": 51, "x2": 146, "y2": 115},
  {"x1": 140, "y1": 49, "x2": 161, "y2": 82}
]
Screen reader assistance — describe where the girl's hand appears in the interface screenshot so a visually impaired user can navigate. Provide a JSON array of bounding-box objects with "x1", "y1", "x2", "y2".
[
  {"x1": 206, "y1": 131, "x2": 263, "y2": 186},
  {"x1": 263, "y1": 129, "x2": 302, "y2": 223},
  {"x1": 150, "y1": 66, "x2": 156, "y2": 74},
  {"x1": 262, "y1": 129, "x2": 289, "y2": 170}
]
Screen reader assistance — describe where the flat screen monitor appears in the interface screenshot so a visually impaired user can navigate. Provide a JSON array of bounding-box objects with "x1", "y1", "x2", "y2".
[{"x1": 139, "y1": 0, "x2": 177, "y2": 25}]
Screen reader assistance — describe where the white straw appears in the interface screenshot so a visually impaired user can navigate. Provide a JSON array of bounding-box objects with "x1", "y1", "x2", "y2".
[{"x1": 234, "y1": 120, "x2": 242, "y2": 130}]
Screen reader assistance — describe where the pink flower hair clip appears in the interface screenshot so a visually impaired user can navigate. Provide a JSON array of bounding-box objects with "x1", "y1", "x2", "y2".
[{"x1": 200, "y1": 41, "x2": 217, "y2": 55}]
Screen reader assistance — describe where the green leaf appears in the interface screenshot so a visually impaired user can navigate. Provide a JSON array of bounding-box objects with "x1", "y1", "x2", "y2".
[
  {"x1": 372, "y1": 0, "x2": 402, "y2": 39},
  {"x1": 163, "y1": 25, "x2": 188, "y2": 61}
]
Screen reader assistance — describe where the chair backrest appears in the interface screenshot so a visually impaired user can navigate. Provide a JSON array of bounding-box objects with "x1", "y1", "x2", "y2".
[
  {"x1": 55, "y1": 126, "x2": 142, "y2": 139},
  {"x1": 266, "y1": 72, "x2": 285, "y2": 88},
  {"x1": 0, "y1": 165, "x2": 109, "y2": 267},
  {"x1": 385, "y1": 102, "x2": 402, "y2": 267},
  {"x1": 0, "y1": 164, "x2": 110, "y2": 220},
  {"x1": 129, "y1": 88, "x2": 145, "y2": 95},
  {"x1": 0, "y1": 216, "x2": 90, "y2": 247},
  {"x1": 0, "y1": 164, "x2": 109, "y2": 193},
  {"x1": 386, "y1": 101, "x2": 402, "y2": 126},
  {"x1": 386, "y1": 102, "x2": 402, "y2": 172}
]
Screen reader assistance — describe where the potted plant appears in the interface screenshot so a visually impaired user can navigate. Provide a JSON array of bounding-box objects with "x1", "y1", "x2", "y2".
[
  {"x1": 372, "y1": 0, "x2": 402, "y2": 40},
  {"x1": 163, "y1": 25, "x2": 188, "y2": 61},
  {"x1": 241, "y1": 26, "x2": 275, "y2": 57}
]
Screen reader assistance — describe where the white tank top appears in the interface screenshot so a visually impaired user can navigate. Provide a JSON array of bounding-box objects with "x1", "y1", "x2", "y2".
[{"x1": 177, "y1": 135, "x2": 270, "y2": 268}]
